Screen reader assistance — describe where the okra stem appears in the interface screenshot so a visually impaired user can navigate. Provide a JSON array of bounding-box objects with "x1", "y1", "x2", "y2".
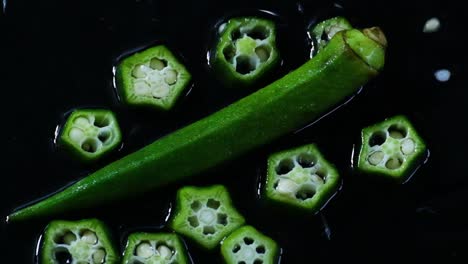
[{"x1": 9, "y1": 27, "x2": 386, "y2": 222}]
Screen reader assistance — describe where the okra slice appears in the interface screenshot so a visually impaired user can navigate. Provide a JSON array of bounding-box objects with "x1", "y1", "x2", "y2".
[
  {"x1": 116, "y1": 45, "x2": 191, "y2": 111},
  {"x1": 264, "y1": 144, "x2": 340, "y2": 213},
  {"x1": 169, "y1": 185, "x2": 245, "y2": 250},
  {"x1": 310, "y1": 16, "x2": 352, "y2": 54},
  {"x1": 122, "y1": 233, "x2": 189, "y2": 264},
  {"x1": 357, "y1": 115, "x2": 427, "y2": 182},
  {"x1": 221, "y1": 226, "x2": 279, "y2": 264},
  {"x1": 212, "y1": 17, "x2": 279, "y2": 87},
  {"x1": 41, "y1": 219, "x2": 119, "y2": 264},
  {"x1": 60, "y1": 109, "x2": 122, "y2": 162}
]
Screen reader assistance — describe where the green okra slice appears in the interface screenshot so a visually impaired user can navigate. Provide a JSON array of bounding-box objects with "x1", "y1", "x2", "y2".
[
  {"x1": 9, "y1": 27, "x2": 386, "y2": 222},
  {"x1": 221, "y1": 226, "x2": 279, "y2": 264},
  {"x1": 357, "y1": 115, "x2": 427, "y2": 182},
  {"x1": 169, "y1": 185, "x2": 245, "y2": 250},
  {"x1": 310, "y1": 16, "x2": 353, "y2": 55},
  {"x1": 122, "y1": 233, "x2": 189, "y2": 264},
  {"x1": 264, "y1": 144, "x2": 340, "y2": 213},
  {"x1": 59, "y1": 109, "x2": 122, "y2": 162},
  {"x1": 41, "y1": 219, "x2": 119, "y2": 264},
  {"x1": 116, "y1": 45, "x2": 191, "y2": 111},
  {"x1": 212, "y1": 17, "x2": 280, "y2": 87}
]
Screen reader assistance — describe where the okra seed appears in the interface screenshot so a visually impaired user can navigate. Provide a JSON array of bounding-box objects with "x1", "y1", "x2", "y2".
[
  {"x1": 368, "y1": 151, "x2": 384, "y2": 165},
  {"x1": 297, "y1": 153, "x2": 316, "y2": 168},
  {"x1": 69, "y1": 128, "x2": 85, "y2": 143},
  {"x1": 132, "y1": 64, "x2": 147, "y2": 78},
  {"x1": 203, "y1": 226, "x2": 216, "y2": 235},
  {"x1": 63, "y1": 232, "x2": 77, "y2": 245},
  {"x1": 217, "y1": 213, "x2": 228, "y2": 226},
  {"x1": 134, "y1": 81, "x2": 151, "y2": 96},
  {"x1": 388, "y1": 125, "x2": 407, "y2": 139},
  {"x1": 151, "y1": 84, "x2": 170, "y2": 98},
  {"x1": 92, "y1": 248, "x2": 106, "y2": 264},
  {"x1": 157, "y1": 245, "x2": 173, "y2": 259},
  {"x1": 54, "y1": 248, "x2": 72, "y2": 264},
  {"x1": 206, "y1": 198, "x2": 221, "y2": 209},
  {"x1": 81, "y1": 230, "x2": 98, "y2": 244},
  {"x1": 75, "y1": 117, "x2": 90, "y2": 127},
  {"x1": 401, "y1": 139, "x2": 415, "y2": 155},
  {"x1": 98, "y1": 130, "x2": 111, "y2": 143},
  {"x1": 385, "y1": 157, "x2": 402, "y2": 170},
  {"x1": 246, "y1": 25, "x2": 268, "y2": 40},
  {"x1": 235, "y1": 55, "x2": 256, "y2": 74},
  {"x1": 188, "y1": 216, "x2": 199, "y2": 227},
  {"x1": 316, "y1": 169, "x2": 327, "y2": 181},
  {"x1": 243, "y1": 237, "x2": 254, "y2": 245},
  {"x1": 275, "y1": 178, "x2": 298, "y2": 195},
  {"x1": 136, "y1": 242, "x2": 154, "y2": 258},
  {"x1": 150, "y1": 58, "x2": 167, "y2": 70},
  {"x1": 256, "y1": 245, "x2": 266, "y2": 254},
  {"x1": 81, "y1": 139, "x2": 99, "y2": 153},
  {"x1": 191, "y1": 201, "x2": 202, "y2": 212},
  {"x1": 164, "y1": 69, "x2": 178, "y2": 85},
  {"x1": 94, "y1": 117, "x2": 110, "y2": 128},
  {"x1": 275, "y1": 159, "x2": 295, "y2": 175},
  {"x1": 255, "y1": 45, "x2": 270, "y2": 62},
  {"x1": 311, "y1": 174, "x2": 325, "y2": 185},
  {"x1": 295, "y1": 184, "x2": 315, "y2": 200},
  {"x1": 369, "y1": 131, "x2": 386, "y2": 146}
]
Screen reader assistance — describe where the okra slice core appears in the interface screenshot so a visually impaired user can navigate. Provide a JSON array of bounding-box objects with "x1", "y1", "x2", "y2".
[
  {"x1": 264, "y1": 144, "x2": 340, "y2": 213},
  {"x1": 60, "y1": 109, "x2": 122, "y2": 162},
  {"x1": 116, "y1": 45, "x2": 191, "y2": 111},
  {"x1": 213, "y1": 17, "x2": 279, "y2": 86},
  {"x1": 309, "y1": 16, "x2": 353, "y2": 55},
  {"x1": 41, "y1": 219, "x2": 119, "y2": 264},
  {"x1": 169, "y1": 185, "x2": 245, "y2": 250},
  {"x1": 122, "y1": 233, "x2": 189, "y2": 264},
  {"x1": 221, "y1": 226, "x2": 279, "y2": 264},
  {"x1": 357, "y1": 115, "x2": 427, "y2": 182}
]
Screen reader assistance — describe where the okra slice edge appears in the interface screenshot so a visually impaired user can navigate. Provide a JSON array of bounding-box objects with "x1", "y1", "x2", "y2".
[
  {"x1": 357, "y1": 115, "x2": 427, "y2": 182},
  {"x1": 221, "y1": 225, "x2": 279, "y2": 264},
  {"x1": 310, "y1": 16, "x2": 353, "y2": 55},
  {"x1": 122, "y1": 232, "x2": 189, "y2": 264},
  {"x1": 60, "y1": 109, "x2": 122, "y2": 162},
  {"x1": 169, "y1": 185, "x2": 246, "y2": 250},
  {"x1": 41, "y1": 219, "x2": 119, "y2": 264},
  {"x1": 116, "y1": 45, "x2": 192, "y2": 111},
  {"x1": 264, "y1": 144, "x2": 340, "y2": 213}
]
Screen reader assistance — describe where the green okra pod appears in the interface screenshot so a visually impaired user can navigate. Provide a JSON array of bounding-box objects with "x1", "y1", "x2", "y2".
[
  {"x1": 9, "y1": 26, "x2": 386, "y2": 222},
  {"x1": 263, "y1": 144, "x2": 340, "y2": 213},
  {"x1": 40, "y1": 219, "x2": 119, "y2": 264},
  {"x1": 357, "y1": 115, "x2": 427, "y2": 182},
  {"x1": 212, "y1": 17, "x2": 280, "y2": 87},
  {"x1": 115, "y1": 45, "x2": 192, "y2": 111},
  {"x1": 122, "y1": 232, "x2": 189, "y2": 264},
  {"x1": 59, "y1": 109, "x2": 122, "y2": 162},
  {"x1": 221, "y1": 225, "x2": 279, "y2": 264},
  {"x1": 169, "y1": 185, "x2": 245, "y2": 250}
]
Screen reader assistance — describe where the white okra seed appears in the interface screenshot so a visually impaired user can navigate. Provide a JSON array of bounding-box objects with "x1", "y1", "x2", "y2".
[
  {"x1": 75, "y1": 117, "x2": 90, "y2": 127},
  {"x1": 136, "y1": 242, "x2": 154, "y2": 258},
  {"x1": 92, "y1": 248, "x2": 106, "y2": 264},
  {"x1": 132, "y1": 64, "x2": 147, "y2": 78},
  {"x1": 255, "y1": 46, "x2": 269, "y2": 62},
  {"x1": 134, "y1": 81, "x2": 151, "y2": 96},
  {"x1": 390, "y1": 131, "x2": 404, "y2": 139},
  {"x1": 310, "y1": 174, "x2": 324, "y2": 185},
  {"x1": 81, "y1": 230, "x2": 98, "y2": 244},
  {"x1": 386, "y1": 157, "x2": 402, "y2": 170},
  {"x1": 63, "y1": 232, "x2": 77, "y2": 245},
  {"x1": 150, "y1": 58, "x2": 166, "y2": 70},
  {"x1": 164, "y1": 69, "x2": 178, "y2": 85},
  {"x1": 368, "y1": 151, "x2": 384, "y2": 165},
  {"x1": 151, "y1": 85, "x2": 170, "y2": 98},
  {"x1": 69, "y1": 128, "x2": 85, "y2": 143},
  {"x1": 157, "y1": 245, "x2": 173, "y2": 259},
  {"x1": 276, "y1": 178, "x2": 298, "y2": 195},
  {"x1": 401, "y1": 138, "x2": 415, "y2": 155}
]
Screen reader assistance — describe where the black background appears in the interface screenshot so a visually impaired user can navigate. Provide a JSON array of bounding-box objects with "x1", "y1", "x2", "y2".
[{"x1": 1, "y1": 0, "x2": 467, "y2": 263}]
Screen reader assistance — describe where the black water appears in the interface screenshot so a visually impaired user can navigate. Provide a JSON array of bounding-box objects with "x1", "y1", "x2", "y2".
[{"x1": 1, "y1": 0, "x2": 467, "y2": 263}]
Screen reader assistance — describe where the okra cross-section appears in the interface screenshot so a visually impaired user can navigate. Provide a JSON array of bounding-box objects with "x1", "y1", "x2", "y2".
[
  {"x1": 60, "y1": 109, "x2": 122, "y2": 162},
  {"x1": 212, "y1": 17, "x2": 279, "y2": 87},
  {"x1": 122, "y1": 233, "x2": 189, "y2": 264},
  {"x1": 309, "y1": 16, "x2": 352, "y2": 55},
  {"x1": 40, "y1": 219, "x2": 119, "y2": 264},
  {"x1": 357, "y1": 115, "x2": 427, "y2": 182},
  {"x1": 116, "y1": 45, "x2": 191, "y2": 111},
  {"x1": 221, "y1": 226, "x2": 279, "y2": 264},
  {"x1": 264, "y1": 144, "x2": 340, "y2": 213},
  {"x1": 169, "y1": 185, "x2": 245, "y2": 250}
]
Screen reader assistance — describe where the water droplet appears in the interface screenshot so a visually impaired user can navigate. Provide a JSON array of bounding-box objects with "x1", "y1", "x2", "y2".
[
  {"x1": 423, "y1": 17, "x2": 441, "y2": 33},
  {"x1": 434, "y1": 69, "x2": 451, "y2": 82}
]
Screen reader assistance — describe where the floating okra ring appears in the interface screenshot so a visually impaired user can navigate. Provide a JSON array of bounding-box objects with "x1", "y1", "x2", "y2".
[
  {"x1": 122, "y1": 233, "x2": 189, "y2": 264},
  {"x1": 309, "y1": 16, "x2": 353, "y2": 56},
  {"x1": 357, "y1": 115, "x2": 427, "y2": 182},
  {"x1": 212, "y1": 17, "x2": 280, "y2": 87},
  {"x1": 263, "y1": 144, "x2": 340, "y2": 213},
  {"x1": 40, "y1": 219, "x2": 119, "y2": 264},
  {"x1": 115, "y1": 45, "x2": 192, "y2": 111},
  {"x1": 169, "y1": 185, "x2": 245, "y2": 250},
  {"x1": 59, "y1": 109, "x2": 122, "y2": 162},
  {"x1": 221, "y1": 226, "x2": 279, "y2": 264}
]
